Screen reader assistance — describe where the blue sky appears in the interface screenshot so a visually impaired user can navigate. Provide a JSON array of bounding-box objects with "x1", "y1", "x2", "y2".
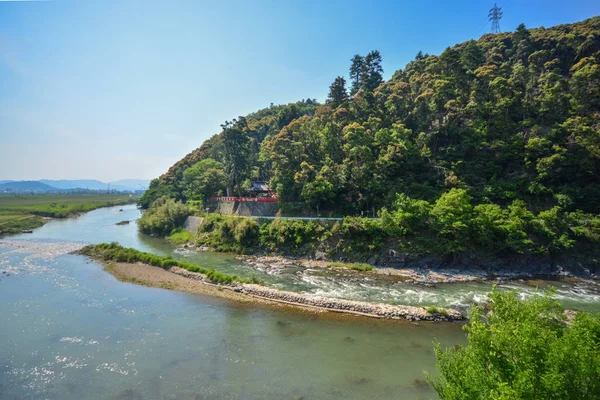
[{"x1": 1, "y1": 0, "x2": 599, "y2": 181}]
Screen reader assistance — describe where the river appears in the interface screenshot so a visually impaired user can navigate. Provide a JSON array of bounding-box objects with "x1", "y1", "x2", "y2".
[{"x1": 1, "y1": 205, "x2": 598, "y2": 399}]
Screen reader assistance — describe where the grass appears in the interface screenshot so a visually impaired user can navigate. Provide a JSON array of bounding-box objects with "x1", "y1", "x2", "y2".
[
  {"x1": 167, "y1": 228, "x2": 194, "y2": 245},
  {"x1": 0, "y1": 194, "x2": 140, "y2": 234},
  {"x1": 0, "y1": 215, "x2": 45, "y2": 235},
  {"x1": 79, "y1": 242, "x2": 263, "y2": 285},
  {"x1": 327, "y1": 261, "x2": 374, "y2": 272},
  {"x1": 426, "y1": 306, "x2": 449, "y2": 316}
]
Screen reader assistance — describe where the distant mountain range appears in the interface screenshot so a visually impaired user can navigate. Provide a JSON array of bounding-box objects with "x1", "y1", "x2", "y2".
[
  {"x1": 0, "y1": 181, "x2": 58, "y2": 192},
  {"x1": 0, "y1": 179, "x2": 150, "y2": 193}
]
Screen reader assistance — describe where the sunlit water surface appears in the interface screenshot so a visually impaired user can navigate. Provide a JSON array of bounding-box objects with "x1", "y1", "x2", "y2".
[{"x1": 0, "y1": 205, "x2": 598, "y2": 399}]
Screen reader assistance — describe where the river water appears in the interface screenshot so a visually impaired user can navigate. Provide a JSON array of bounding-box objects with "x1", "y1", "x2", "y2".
[{"x1": 0, "y1": 205, "x2": 598, "y2": 399}]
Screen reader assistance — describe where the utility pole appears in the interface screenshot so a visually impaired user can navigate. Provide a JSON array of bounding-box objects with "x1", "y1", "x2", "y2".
[{"x1": 489, "y1": 3, "x2": 502, "y2": 34}]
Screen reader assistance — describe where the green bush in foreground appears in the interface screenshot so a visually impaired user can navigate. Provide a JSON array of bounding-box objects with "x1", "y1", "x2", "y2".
[
  {"x1": 79, "y1": 243, "x2": 260, "y2": 285},
  {"x1": 429, "y1": 288, "x2": 600, "y2": 399}
]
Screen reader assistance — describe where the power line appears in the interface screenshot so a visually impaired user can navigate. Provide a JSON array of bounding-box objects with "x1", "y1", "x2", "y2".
[
  {"x1": 475, "y1": 1, "x2": 508, "y2": 37},
  {"x1": 489, "y1": 3, "x2": 503, "y2": 34}
]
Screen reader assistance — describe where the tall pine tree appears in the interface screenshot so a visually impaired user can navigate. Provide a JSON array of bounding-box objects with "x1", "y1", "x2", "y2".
[
  {"x1": 349, "y1": 54, "x2": 364, "y2": 95},
  {"x1": 326, "y1": 76, "x2": 348, "y2": 107},
  {"x1": 361, "y1": 50, "x2": 383, "y2": 92}
]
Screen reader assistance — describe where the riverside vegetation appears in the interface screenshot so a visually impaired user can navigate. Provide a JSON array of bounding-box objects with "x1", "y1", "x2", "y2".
[
  {"x1": 137, "y1": 18, "x2": 600, "y2": 271},
  {"x1": 0, "y1": 194, "x2": 139, "y2": 235},
  {"x1": 79, "y1": 242, "x2": 261, "y2": 285},
  {"x1": 430, "y1": 288, "x2": 600, "y2": 400}
]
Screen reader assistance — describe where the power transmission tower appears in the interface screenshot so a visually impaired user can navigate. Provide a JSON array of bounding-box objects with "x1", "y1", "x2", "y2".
[{"x1": 489, "y1": 3, "x2": 502, "y2": 33}]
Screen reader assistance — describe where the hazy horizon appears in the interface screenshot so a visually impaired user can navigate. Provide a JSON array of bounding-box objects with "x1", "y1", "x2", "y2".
[
  {"x1": 0, "y1": 178, "x2": 151, "y2": 183},
  {"x1": 2, "y1": 0, "x2": 599, "y2": 181}
]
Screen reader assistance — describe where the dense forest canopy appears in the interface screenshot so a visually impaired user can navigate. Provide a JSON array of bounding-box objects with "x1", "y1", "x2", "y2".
[{"x1": 141, "y1": 17, "x2": 600, "y2": 217}]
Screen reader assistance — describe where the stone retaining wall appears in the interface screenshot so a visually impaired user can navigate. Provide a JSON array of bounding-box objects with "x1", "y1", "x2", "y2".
[
  {"x1": 182, "y1": 216, "x2": 204, "y2": 234},
  {"x1": 236, "y1": 202, "x2": 280, "y2": 217},
  {"x1": 204, "y1": 200, "x2": 280, "y2": 217}
]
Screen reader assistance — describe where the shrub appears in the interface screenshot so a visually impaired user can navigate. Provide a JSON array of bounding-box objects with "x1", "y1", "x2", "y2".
[
  {"x1": 330, "y1": 217, "x2": 385, "y2": 255},
  {"x1": 196, "y1": 214, "x2": 259, "y2": 253},
  {"x1": 349, "y1": 263, "x2": 374, "y2": 271},
  {"x1": 138, "y1": 196, "x2": 190, "y2": 236},
  {"x1": 429, "y1": 288, "x2": 600, "y2": 399},
  {"x1": 379, "y1": 193, "x2": 432, "y2": 236},
  {"x1": 426, "y1": 306, "x2": 448, "y2": 316},
  {"x1": 168, "y1": 228, "x2": 194, "y2": 245},
  {"x1": 259, "y1": 218, "x2": 326, "y2": 251},
  {"x1": 328, "y1": 261, "x2": 374, "y2": 272}
]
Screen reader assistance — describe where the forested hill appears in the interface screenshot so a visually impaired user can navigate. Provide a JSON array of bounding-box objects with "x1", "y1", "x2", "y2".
[
  {"x1": 139, "y1": 99, "x2": 320, "y2": 208},
  {"x1": 140, "y1": 17, "x2": 600, "y2": 216}
]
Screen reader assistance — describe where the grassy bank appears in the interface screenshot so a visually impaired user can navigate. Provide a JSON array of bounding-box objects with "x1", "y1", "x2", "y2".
[
  {"x1": 0, "y1": 194, "x2": 140, "y2": 234},
  {"x1": 79, "y1": 242, "x2": 261, "y2": 285}
]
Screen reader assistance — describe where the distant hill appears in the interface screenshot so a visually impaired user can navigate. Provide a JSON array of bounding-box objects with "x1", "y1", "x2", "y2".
[
  {"x1": 40, "y1": 179, "x2": 108, "y2": 190},
  {"x1": 0, "y1": 181, "x2": 58, "y2": 192},
  {"x1": 39, "y1": 179, "x2": 150, "y2": 191},
  {"x1": 0, "y1": 179, "x2": 149, "y2": 193},
  {"x1": 109, "y1": 179, "x2": 150, "y2": 190}
]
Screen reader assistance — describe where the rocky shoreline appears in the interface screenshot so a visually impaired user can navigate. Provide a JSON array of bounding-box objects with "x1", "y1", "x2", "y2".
[
  {"x1": 235, "y1": 253, "x2": 599, "y2": 284},
  {"x1": 238, "y1": 254, "x2": 486, "y2": 284}
]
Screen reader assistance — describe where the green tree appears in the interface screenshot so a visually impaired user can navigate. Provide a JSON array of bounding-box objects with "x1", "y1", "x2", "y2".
[
  {"x1": 138, "y1": 196, "x2": 190, "y2": 236},
  {"x1": 570, "y1": 56, "x2": 600, "y2": 115},
  {"x1": 431, "y1": 189, "x2": 473, "y2": 236},
  {"x1": 379, "y1": 193, "x2": 431, "y2": 235},
  {"x1": 326, "y1": 76, "x2": 348, "y2": 107},
  {"x1": 361, "y1": 50, "x2": 384, "y2": 92},
  {"x1": 301, "y1": 176, "x2": 335, "y2": 214},
  {"x1": 182, "y1": 158, "x2": 227, "y2": 201},
  {"x1": 276, "y1": 104, "x2": 300, "y2": 129},
  {"x1": 138, "y1": 179, "x2": 178, "y2": 209},
  {"x1": 460, "y1": 40, "x2": 484, "y2": 72},
  {"x1": 221, "y1": 119, "x2": 250, "y2": 196},
  {"x1": 349, "y1": 54, "x2": 364, "y2": 95},
  {"x1": 429, "y1": 288, "x2": 600, "y2": 400}
]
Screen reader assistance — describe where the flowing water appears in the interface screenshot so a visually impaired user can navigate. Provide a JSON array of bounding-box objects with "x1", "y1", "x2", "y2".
[{"x1": 0, "y1": 205, "x2": 598, "y2": 399}]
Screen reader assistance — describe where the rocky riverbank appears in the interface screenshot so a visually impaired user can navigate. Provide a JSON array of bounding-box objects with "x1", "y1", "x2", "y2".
[
  {"x1": 235, "y1": 253, "x2": 599, "y2": 284},
  {"x1": 238, "y1": 254, "x2": 487, "y2": 284},
  {"x1": 103, "y1": 260, "x2": 464, "y2": 322}
]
